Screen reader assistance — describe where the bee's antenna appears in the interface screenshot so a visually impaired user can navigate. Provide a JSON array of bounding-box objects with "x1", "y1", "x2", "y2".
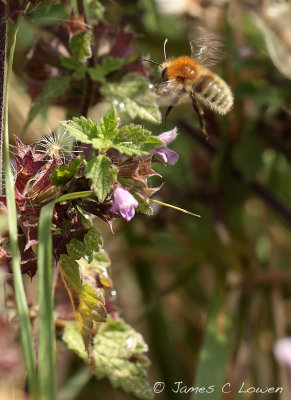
[
  {"x1": 164, "y1": 38, "x2": 168, "y2": 60},
  {"x1": 139, "y1": 58, "x2": 162, "y2": 67}
]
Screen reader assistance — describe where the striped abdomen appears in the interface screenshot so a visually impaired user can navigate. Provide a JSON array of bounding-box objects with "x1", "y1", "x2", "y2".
[{"x1": 192, "y1": 72, "x2": 233, "y2": 115}]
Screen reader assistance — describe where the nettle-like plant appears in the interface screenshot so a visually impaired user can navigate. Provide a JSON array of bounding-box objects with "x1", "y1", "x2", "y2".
[{"x1": 0, "y1": 2, "x2": 198, "y2": 400}]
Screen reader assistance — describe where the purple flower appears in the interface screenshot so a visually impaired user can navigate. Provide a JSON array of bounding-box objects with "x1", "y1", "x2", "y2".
[
  {"x1": 151, "y1": 128, "x2": 179, "y2": 165},
  {"x1": 110, "y1": 185, "x2": 138, "y2": 221}
]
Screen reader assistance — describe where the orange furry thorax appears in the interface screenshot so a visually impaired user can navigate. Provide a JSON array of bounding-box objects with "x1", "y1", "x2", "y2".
[{"x1": 164, "y1": 56, "x2": 200, "y2": 81}]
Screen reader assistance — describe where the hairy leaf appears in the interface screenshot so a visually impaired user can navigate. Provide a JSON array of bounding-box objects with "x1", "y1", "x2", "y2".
[
  {"x1": 61, "y1": 116, "x2": 98, "y2": 143},
  {"x1": 59, "y1": 227, "x2": 107, "y2": 350},
  {"x1": 62, "y1": 106, "x2": 162, "y2": 156},
  {"x1": 63, "y1": 318, "x2": 153, "y2": 399},
  {"x1": 61, "y1": 56, "x2": 87, "y2": 80},
  {"x1": 50, "y1": 157, "x2": 83, "y2": 186},
  {"x1": 85, "y1": 155, "x2": 117, "y2": 202},
  {"x1": 113, "y1": 124, "x2": 163, "y2": 155},
  {"x1": 95, "y1": 105, "x2": 119, "y2": 140},
  {"x1": 100, "y1": 74, "x2": 161, "y2": 124},
  {"x1": 70, "y1": 32, "x2": 92, "y2": 62},
  {"x1": 88, "y1": 57, "x2": 123, "y2": 82},
  {"x1": 59, "y1": 257, "x2": 106, "y2": 349}
]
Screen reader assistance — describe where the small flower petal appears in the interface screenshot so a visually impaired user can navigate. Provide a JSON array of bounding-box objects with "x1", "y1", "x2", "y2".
[
  {"x1": 157, "y1": 127, "x2": 177, "y2": 145},
  {"x1": 152, "y1": 145, "x2": 179, "y2": 165},
  {"x1": 110, "y1": 186, "x2": 138, "y2": 221}
]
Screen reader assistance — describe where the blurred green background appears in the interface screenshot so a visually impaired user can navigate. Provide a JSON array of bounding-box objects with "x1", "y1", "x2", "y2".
[{"x1": 8, "y1": 0, "x2": 291, "y2": 399}]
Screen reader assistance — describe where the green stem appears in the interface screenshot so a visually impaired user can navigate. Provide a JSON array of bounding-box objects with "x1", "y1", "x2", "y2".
[
  {"x1": 3, "y1": 4, "x2": 38, "y2": 397},
  {"x1": 0, "y1": 2, "x2": 6, "y2": 194},
  {"x1": 37, "y1": 190, "x2": 93, "y2": 400}
]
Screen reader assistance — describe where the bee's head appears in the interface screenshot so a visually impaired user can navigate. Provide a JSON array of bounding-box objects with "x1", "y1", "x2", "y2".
[
  {"x1": 161, "y1": 67, "x2": 168, "y2": 81},
  {"x1": 159, "y1": 59, "x2": 171, "y2": 81}
]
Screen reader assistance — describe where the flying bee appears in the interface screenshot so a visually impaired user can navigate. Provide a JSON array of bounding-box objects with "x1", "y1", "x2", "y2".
[{"x1": 141, "y1": 28, "x2": 234, "y2": 138}]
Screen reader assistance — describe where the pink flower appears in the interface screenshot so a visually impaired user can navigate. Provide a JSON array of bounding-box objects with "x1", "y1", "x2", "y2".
[
  {"x1": 110, "y1": 185, "x2": 138, "y2": 221},
  {"x1": 274, "y1": 338, "x2": 291, "y2": 369},
  {"x1": 151, "y1": 128, "x2": 179, "y2": 165}
]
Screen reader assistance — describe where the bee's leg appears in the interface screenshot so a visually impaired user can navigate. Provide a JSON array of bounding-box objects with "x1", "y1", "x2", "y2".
[
  {"x1": 164, "y1": 105, "x2": 173, "y2": 128},
  {"x1": 190, "y1": 92, "x2": 208, "y2": 139}
]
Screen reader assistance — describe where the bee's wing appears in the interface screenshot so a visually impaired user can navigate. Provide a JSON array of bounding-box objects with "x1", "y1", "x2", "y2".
[
  {"x1": 189, "y1": 26, "x2": 225, "y2": 67},
  {"x1": 151, "y1": 80, "x2": 190, "y2": 106}
]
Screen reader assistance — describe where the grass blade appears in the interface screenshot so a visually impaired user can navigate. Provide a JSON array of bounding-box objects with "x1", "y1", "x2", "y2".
[
  {"x1": 57, "y1": 367, "x2": 91, "y2": 400},
  {"x1": 3, "y1": 4, "x2": 38, "y2": 397},
  {"x1": 37, "y1": 190, "x2": 94, "y2": 400},
  {"x1": 38, "y1": 201, "x2": 56, "y2": 400}
]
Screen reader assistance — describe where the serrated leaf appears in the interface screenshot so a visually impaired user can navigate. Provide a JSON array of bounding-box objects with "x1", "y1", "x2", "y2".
[
  {"x1": 62, "y1": 106, "x2": 163, "y2": 157},
  {"x1": 70, "y1": 32, "x2": 92, "y2": 62},
  {"x1": 100, "y1": 74, "x2": 161, "y2": 124},
  {"x1": 102, "y1": 57, "x2": 123, "y2": 74},
  {"x1": 113, "y1": 124, "x2": 163, "y2": 155},
  {"x1": 84, "y1": 228, "x2": 102, "y2": 253},
  {"x1": 62, "y1": 107, "x2": 119, "y2": 150},
  {"x1": 96, "y1": 105, "x2": 119, "y2": 140},
  {"x1": 50, "y1": 157, "x2": 83, "y2": 186},
  {"x1": 88, "y1": 66, "x2": 106, "y2": 83},
  {"x1": 73, "y1": 64, "x2": 87, "y2": 80},
  {"x1": 59, "y1": 253, "x2": 107, "y2": 350},
  {"x1": 22, "y1": 76, "x2": 70, "y2": 135},
  {"x1": 61, "y1": 116, "x2": 98, "y2": 143},
  {"x1": 61, "y1": 56, "x2": 87, "y2": 79},
  {"x1": 77, "y1": 251, "x2": 112, "y2": 289},
  {"x1": 88, "y1": 57, "x2": 123, "y2": 83},
  {"x1": 59, "y1": 228, "x2": 107, "y2": 350},
  {"x1": 63, "y1": 318, "x2": 153, "y2": 399},
  {"x1": 60, "y1": 56, "x2": 80, "y2": 70},
  {"x1": 85, "y1": 155, "x2": 117, "y2": 202}
]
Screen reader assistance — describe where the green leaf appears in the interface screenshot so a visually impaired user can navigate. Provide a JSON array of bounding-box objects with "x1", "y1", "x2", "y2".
[
  {"x1": 60, "y1": 56, "x2": 80, "y2": 70},
  {"x1": 59, "y1": 253, "x2": 107, "y2": 349},
  {"x1": 88, "y1": 57, "x2": 123, "y2": 82},
  {"x1": 62, "y1": 106, "x2": 163, "y2": 156},
  {"x1": 77, "y1": 252, "x2": 112, "y2": 289},
  {"x1": 61, "y1": 116, "x2": 98, "y2": 143},
  {"x1": 61, "y1": 107, "x2": 119, "y2": 149},
  {"x1": 88, "y1": 66, "x2": 106, "y2": 83},
  {"x1": 61, "y1": 56, "x2": 87, "y2": 80},
  {"x1": 113, "y1": 124, "x2": 163, "y2": 155},
  {"x1": 84, "y1": 0, "x2": 105, "y2": 20},
  {"x1": 73, "y1": 64, "x2": 87, "y2": 80},
  {"x1": 100, "y1": 74, "x2": 161, "y2": 124},
  {"x1": 63, "y1": 318, "x2": 153, "y2": 399},
  {"x1": 22, "y1": 76, "x2": 70, "y2": 136},
  {"x1": 101, "y1": 57, "x2": 123, "y2": 74},
  {"x1": 85, "y1": 155, "x2": 117, "y2": 202},
  {"x1": 50, "y1": 157, "x2": 83, "y2": 186},
  {"x1": 69, "y1": 32, "x2": 92, "y2": 62},
  {"x1": 95, "y1": 105, "x2": 119, "y2": 140},
  {"x1": 63, "y1": 321, "x2": 88, "y2": 361},
  {"x1": 84, "y1": 228, "x2": 102, "y2": 253},
  {"x1": 58, "y1": 227, "x2": 109, "y2": 350}
]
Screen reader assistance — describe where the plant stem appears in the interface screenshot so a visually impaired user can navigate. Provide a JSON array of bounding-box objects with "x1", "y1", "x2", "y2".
[
  {"x1": 0, "y1": 2, "x2": 6, "y2": 194},
  {"x1": 37, "y1": 189, "x2": 93, "y2": 400},
  {"x1": 3, "y1": 4, "x2": 38, "y2": 397}
]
